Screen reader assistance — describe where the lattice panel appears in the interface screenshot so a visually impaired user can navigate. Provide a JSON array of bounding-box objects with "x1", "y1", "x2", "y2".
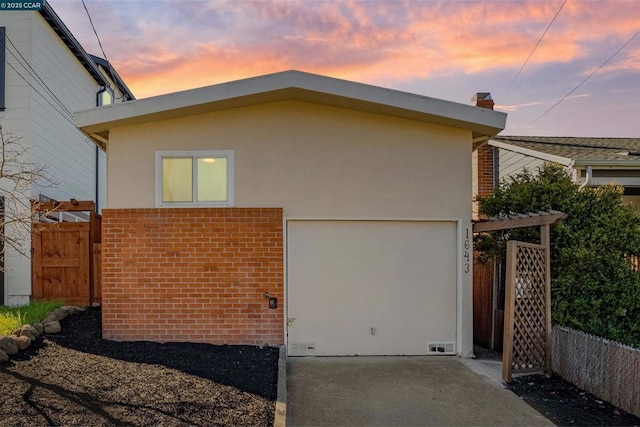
[{"x1": 503, "y1": 240, "x2": 552, "y2": 382}]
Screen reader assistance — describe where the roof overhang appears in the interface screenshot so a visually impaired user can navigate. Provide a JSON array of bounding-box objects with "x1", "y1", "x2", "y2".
[
  {"x1": 39, "y1": 4, "x2": 135, "y2": 101},
  {"x1": 488, "y1": 139, "x2": 574, "y2": 167},
  {"x1": 76, "y1": 70, "x2": 507, "y2": 144},
  {"x1": 490, "y1": 137, "x2": 640, "y2": 169},
  {"x1": 572, "y1": 159, "x2": 640, "y2": 167}
]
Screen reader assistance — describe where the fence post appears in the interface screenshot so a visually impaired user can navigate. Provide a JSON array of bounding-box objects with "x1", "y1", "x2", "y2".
[{"x1": 502, "y1": 240, "x2": 517, "y2": 382}]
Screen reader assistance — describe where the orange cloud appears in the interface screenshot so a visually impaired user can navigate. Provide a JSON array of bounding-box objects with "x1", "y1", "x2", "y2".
[{"x1": 88, "y1": 0, "x2": 640, "y2": 99}]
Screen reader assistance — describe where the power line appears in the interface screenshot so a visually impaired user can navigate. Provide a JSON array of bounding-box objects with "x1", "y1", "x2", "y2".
[
  {"x1": 81, "y1": 0, "x2": 109, "y2": 63},
  {"x1": 4, "y1": 60, "x2": 76, "y2": 128},
  {"x1": 4, "y1": 34, "x2": 75, "y2": 118},
  {"x1": 508, "y1": 0, "x2": 566, "y2": 91},
  {"x1": 81, "y1": 0, "x2": 125, "y2": 100},
  {"x1": 533, "y1": 28, "x2": 640, "y2": 123}
]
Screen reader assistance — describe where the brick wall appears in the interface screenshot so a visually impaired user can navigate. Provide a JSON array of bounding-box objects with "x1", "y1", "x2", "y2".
[
  {"x1": 101, "y1": 208, "x2": 284, "y2": 346},
  {"x1": 477, "y1": 144, "x2": 495, "y2": 198}
]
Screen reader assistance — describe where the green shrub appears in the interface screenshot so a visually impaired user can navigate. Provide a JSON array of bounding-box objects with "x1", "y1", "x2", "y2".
[
  {"x1": 0, "y1": 300, "x2": 65, "y2": 336},
  {"x1": 476, "y1": 163, "x2": 640, "y2": 348}
]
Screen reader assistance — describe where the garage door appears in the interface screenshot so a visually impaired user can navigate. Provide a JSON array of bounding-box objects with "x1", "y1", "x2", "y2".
[{"x1": 287, "y1": 220, "x2": 457, "y2": 356}]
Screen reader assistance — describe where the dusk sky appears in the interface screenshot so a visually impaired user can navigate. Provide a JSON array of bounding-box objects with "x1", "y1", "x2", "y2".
[{"x1": 48, "y1": 0, "x2": 640, "y2": 137}]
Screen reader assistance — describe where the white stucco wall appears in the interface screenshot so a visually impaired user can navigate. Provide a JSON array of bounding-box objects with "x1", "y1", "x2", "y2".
[{"x1": 106, "y1": 100, "x2": 476, "y2": 355}]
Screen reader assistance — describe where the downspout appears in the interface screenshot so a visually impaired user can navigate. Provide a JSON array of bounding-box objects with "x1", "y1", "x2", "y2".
[
  {"x1": 96, "y1": 85, "x2": 106, "y2": 107},
  {"x1": 579, "y1": 165, "x2": 593, "y2": 191},
  {"x1": 95, "y1": 146, "x2": 99, "y2": 213}
]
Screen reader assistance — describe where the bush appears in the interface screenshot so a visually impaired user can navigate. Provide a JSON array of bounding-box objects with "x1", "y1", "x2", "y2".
[{"x1": 476, "y1": 163, "x2": 640, "y2": 347}]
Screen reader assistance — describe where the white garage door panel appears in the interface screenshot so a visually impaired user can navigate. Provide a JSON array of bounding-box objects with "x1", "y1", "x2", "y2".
[{"x1": 287, "y1": 220, "x2": 457, "y2": 356}]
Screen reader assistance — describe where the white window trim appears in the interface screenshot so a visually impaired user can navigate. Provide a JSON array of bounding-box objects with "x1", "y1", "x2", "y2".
[{"x1": 155, "y1": 150, "x2": 234, "y2": 208}]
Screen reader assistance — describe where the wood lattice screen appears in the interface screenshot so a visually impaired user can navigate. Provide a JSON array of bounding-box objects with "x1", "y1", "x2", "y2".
[{"x1": 503, "y1": 240, "x2": 552, "y2": 382}]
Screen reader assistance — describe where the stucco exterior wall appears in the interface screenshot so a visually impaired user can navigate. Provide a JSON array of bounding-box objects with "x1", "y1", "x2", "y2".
[
  {"x1": 107, "y1": 101, "x2": 472, "y2": 218},
  {"x1": 105, "y1": 100, "x2": 475, "y2": 354}
]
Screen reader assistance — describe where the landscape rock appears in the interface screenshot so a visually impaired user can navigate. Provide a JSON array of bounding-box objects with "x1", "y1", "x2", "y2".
[
  {"x1": 32, "y1": 323, "x2": 44, "y2": 336},
  {"x1": 0, "y1": 349, "x2": 8, "y2": 362},
  {"x1": 0, "y1": 336, "x2": 19, "y2": 355},
  {"x1": 19, "y1": 325, "x2": 38, "y2": 341},
  {"x1": 43, "y1": 314, "x2": 58, "y2": 324},
  {"x1": 52, "y1": 308, "x2": 68, "y2": 321},
  {"x1": 61, "y1": 305, "x2": 84, "y2": 314},
  {"x1": 11, "y1": 335, "x2": 31, "y2": 350},
  {"x1": 11, "y1": 328, "x2": 21, "y2": 337},
  {"x1": 43, "y1": 320, "x2": 62, "y2": 334}
]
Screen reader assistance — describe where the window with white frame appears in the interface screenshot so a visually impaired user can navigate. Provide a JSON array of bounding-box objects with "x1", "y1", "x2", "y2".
[{"x1": 155, "y1": 150, "x2": 234, "y2": 207}]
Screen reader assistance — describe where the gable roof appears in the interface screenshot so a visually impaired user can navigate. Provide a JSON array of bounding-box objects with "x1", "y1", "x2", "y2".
[
  {"x1": 39, "y1": 3, "x2": 135, "y2": 101},
  {"x1": 75, "y1": 70, "x2": 506, "y2": 144},
  {"x1": 491, "y1": 135, "x2": 640, "y2": 167}
]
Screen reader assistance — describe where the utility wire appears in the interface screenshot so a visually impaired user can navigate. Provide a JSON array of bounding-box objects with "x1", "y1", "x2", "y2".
[
  {"x1": 81, "y1": 0, "x2": 125, "y2": 100},
  {"x1": 508, "y1": 0, "x2": 566, "y2": 91},
  {"x1": 82, "y1": 0, "x2": 109, "y2": 63},
  {"x1": 4, "y1": 60, "x2": 77, "y2": 128},
  {"x1": 4, "y1": 34, "x2": 75, "y2": 118},
  {"x1": 533, "y1": 28, "x2": 640, "y2": 123}
]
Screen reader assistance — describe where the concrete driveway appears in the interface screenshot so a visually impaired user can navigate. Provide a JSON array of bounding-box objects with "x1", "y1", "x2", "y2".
[{"x1": 286, "y1": 356, "x2": 553, "y2": 426}]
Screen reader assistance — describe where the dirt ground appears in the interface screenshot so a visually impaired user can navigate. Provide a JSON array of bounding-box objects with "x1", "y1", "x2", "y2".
[
  {"x1": 0, "y1": 307, "x2": 279, "y2": 427},
  {"x1": 474, "y1": 346, "x2": 640, "y2": 426}
]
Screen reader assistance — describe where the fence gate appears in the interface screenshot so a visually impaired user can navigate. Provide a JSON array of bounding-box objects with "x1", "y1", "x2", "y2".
[
  {"x1": 31, "y1": 200, "x2": 101, "y2": 306},
  {"x1": 502, "y1": 240, "x2": 552, "y2": 382}
]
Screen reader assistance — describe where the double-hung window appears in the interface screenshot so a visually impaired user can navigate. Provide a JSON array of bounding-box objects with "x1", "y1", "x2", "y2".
[{"x1": 155, "y1": 150, "x2": 234, "y2": 207}]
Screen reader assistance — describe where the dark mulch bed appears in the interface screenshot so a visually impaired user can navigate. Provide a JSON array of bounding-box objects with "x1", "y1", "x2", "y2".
[
  {"x1": 509, "y1": 375, "x2": 640, "y2": 426},
  {"x1": 0, "y1": 307, "x2": 279, "y2": 427},
  {"x1": 474, "y1": 346, "x2": 640, "y2": 426}
]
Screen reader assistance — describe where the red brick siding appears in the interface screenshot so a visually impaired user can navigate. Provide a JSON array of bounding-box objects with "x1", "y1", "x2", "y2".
[
  {"x1": 101, "y1": 208, "x2": 284, "y2": 345},
  {"x1": 477, "y1": 144, "x2": 495, "y2": 198}
]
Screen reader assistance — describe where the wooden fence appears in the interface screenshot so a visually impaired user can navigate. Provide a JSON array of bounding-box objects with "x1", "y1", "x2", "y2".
[
  {"x1": 553, "y1": 326, "x2": 640, "y2": 418},
  {"x1": 31, "y1": 200, "x2": 102, "y2": 306}
]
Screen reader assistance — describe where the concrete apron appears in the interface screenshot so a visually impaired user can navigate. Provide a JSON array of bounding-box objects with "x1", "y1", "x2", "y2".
[{"x1": 287, "y1": 356, "x2": 553, "y2": 427}]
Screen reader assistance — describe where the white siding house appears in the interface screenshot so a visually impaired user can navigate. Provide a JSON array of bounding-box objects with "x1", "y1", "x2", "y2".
[
  {"x1": 0, "y1": 4, "x2": 134, "y2": 305},
  {"x1": 489, "y1": 136, "x2": 640, "y2": 211}
]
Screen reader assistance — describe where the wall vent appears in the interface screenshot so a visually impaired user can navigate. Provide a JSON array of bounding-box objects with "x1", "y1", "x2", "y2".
[
  {"x1": 289, "y1": 343, "x2": 317, "y2": 356},
  {"x1": 427, "y1": 342, "x2": 456, "y2": 355}
]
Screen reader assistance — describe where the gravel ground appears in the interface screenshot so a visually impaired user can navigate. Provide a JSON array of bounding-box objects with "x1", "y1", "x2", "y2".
[
  {"x1": 0, "y1": 307, "x2": 279, "y2": 427},
  {"x1": 474, "y1": 346, "x2": 640, "y2": 426}
]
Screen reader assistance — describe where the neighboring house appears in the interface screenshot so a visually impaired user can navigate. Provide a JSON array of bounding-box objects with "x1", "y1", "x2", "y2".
[
  {"x1": 76, "y1": 70, "x2": 506, "y2": 357},
  {"x1": 0, "y1": 3, "x2": 134, "y2": 306},
  {"x1": 472, "y1": 135, "x2": 640, "y2": 350},
  {"x1": 489, "y1": 136, "x2": 640, "y2": 210}
]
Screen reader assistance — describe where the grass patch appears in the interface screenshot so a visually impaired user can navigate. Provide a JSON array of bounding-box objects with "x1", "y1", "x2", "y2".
[{"x1": 0, "y1": 300, "x2": 65, "y2": 336}]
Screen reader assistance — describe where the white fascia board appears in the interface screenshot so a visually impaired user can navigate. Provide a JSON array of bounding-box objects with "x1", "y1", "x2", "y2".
[
  {"x1": 75, "y1": 70, "x2": 506, "y2": 138},
  {"x1": 573, "y1": 159, "x2": 640, "y2": 167},
  {"x1": 489, "y1": 139, "x2": 573, "y2": 166}
]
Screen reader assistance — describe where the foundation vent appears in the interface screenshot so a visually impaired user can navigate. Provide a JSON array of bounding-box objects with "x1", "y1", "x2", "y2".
[
  {"x1": 427, "y1": 342, "x2": 456, "y2": 355},
  {"x1": 289, "y1": 343, "x2": 317, "y2": 356}
]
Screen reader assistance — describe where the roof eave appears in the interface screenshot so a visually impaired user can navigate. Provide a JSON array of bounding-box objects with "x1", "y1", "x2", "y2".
[
  {"x1": 489, "y1": 139, "x2": 573, "y2": 166},
  {"x1": 39, "y1": 3, "x2": 107, "y2": 87},
  {"x1": 573, "y1": 159, "x2": 640, "y2": 167},
  {"x1": 76, "y1": 71, "x2": 506, "y2": 142}
]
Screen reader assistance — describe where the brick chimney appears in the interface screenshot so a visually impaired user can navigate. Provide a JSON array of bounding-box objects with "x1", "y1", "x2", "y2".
[
  {"x1": 474, "y1": 92, "x2": 495, "y2": 199},
  {"x1": 474, "y1": 92, "x2": 495, "y2": 110}
]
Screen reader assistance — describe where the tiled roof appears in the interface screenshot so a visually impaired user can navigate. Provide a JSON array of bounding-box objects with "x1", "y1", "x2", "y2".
[{"x1": 493, "y1": 136, "x2": 640, "y2": 163}]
